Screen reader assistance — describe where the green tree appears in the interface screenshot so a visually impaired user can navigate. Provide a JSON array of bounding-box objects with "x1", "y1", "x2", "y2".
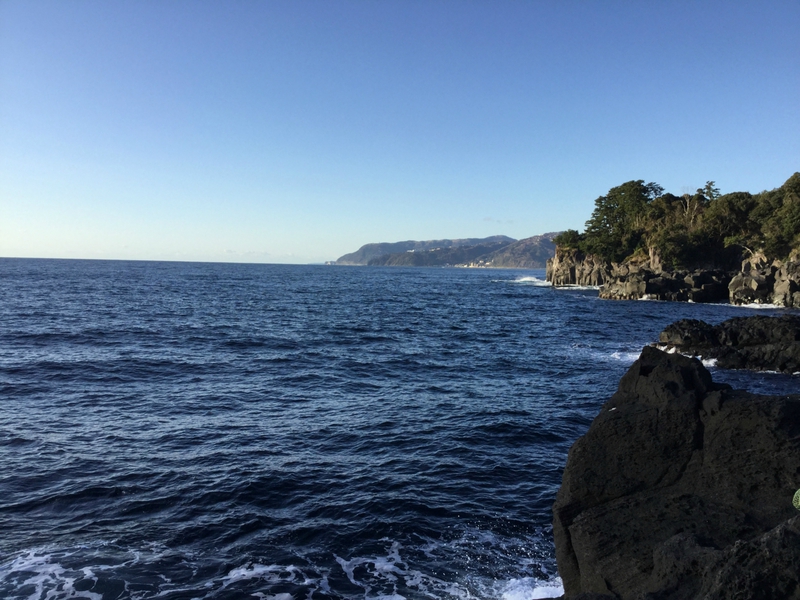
[
  {"x1": 582, "y1": 180, "x2": 661, "y2": 262},
  {"x1": 552, "y1": 229, "x2": 584, "y2": 249}
]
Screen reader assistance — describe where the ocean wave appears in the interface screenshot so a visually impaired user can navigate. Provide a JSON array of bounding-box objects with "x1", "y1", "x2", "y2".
[
  {"x1": 730, "y1": 302, "x2": 785, "y2": 310},
  {"x1": 607, "y1": 350, "x2": 642, "y2": 363},
  {"x1": 0, "y1": 534, "x2": 563, "y2": 600},
  {"x1": 499, "y1": 577, "x2": 564, "y2": 600},
  {"x1": 494, "y1": 276, "x2": 552, "y2": 287},
  {"x1": 698, "y1": 301, "x2": 791, "y2": 310}
]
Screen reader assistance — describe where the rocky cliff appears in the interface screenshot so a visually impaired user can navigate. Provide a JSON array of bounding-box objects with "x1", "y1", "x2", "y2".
[
  {"x1": 598, "y1": 264, "x2": 731, "y2": 302},
  {"x1": 729, "y1": 252, "x2": 800, "y2": 307},
  {"x1": 545, "y1": 247, "x2": 731, "y2": 302},
  {"x1": 553, "y1": 347, "x2": 800, "y2": 599},
  {"x1": 545, "y1": 248, "x2": 609, "y2": 286},
  {"x1": 547, "y1": 245, "x2": 800, "y2": 305},
  {"x1": 658, "y1": 314, "x2": 800, "y2": 373}
]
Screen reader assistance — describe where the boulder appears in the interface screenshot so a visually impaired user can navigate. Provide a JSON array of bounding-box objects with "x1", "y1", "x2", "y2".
[
  {"x1": 659, "y1": 315, "x2": 800, "y2": 373},
  {"x1": 553, "y1": 347, "x2": 800, "y2": 599},
  {"x1": 772, "y1": 261, "x2": 800, "y2": 308},
  {"x1": 599, "y1": 268, "x2": 732, "y2": 303}
]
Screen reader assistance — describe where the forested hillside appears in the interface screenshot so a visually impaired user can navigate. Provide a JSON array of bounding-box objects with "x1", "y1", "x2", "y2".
[{"x1": 555, "y1": 173, "x2": 800, "y2": 269}]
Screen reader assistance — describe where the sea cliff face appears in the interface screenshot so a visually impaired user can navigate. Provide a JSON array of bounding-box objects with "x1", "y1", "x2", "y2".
[
  {"x1": 729, "y1": 253, "x2": 800, "y2": 307},
  {"x1": 545, "y1": 248, "x2": 609, "y2": 286},
  {"x1": 545, "y1": 247, "x2": 730, "y2": 302},
  {"x1": 552, "y1": 347, "x2": 800, "y2": 599},
  {"x1": 547, "y1": 245, "x2": 800, "y2": 306}
]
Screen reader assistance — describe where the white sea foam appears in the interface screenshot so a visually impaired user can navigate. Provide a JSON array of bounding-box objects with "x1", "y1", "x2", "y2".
[
  {"x1": 499, "y1": 577, "x2": 564, "y2": 600},
  {"x1": 608, "y1": 350, "x2": 642, "y2": 363},
  {"x1": 498, "y1": 276, "x2": 552, "y2": 287},
  {"x1": 2, "y1": 535, "x2": 561, "y2": 600},
  {"x1": 553, "y1": 284, "x2": 600, "y2": 290},
  {"x1": 696, "y1": 299, "x2": 799, "y2": 310},
  {"x1": 1, "y1": 551, "x2": 103, "y2": 600},
  {"x1": 655, "y1": 345, "x2": 718, "y2": 368},
  {"x1": 331, "y1": 533, "x2": 563, "y2": 600},
  {"x1": 732, "y1": 302, "x2": 784, "y2": 310}
]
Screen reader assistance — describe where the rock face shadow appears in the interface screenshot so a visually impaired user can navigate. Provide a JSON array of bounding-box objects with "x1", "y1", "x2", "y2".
[{"x1": 553, "y1": 346, "x2": 800, "y2": 600}]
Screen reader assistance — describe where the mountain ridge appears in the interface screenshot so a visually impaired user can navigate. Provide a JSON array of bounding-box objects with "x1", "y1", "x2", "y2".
[
  {"x1": 333, "y1": 235, "x2": 516, "y2": 265},
  {"x1": 333, "y1": 233, "x2": 559, "y2": 268}
]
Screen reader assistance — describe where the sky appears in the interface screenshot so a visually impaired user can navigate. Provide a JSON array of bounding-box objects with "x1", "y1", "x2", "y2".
[{"x1": 1, "y1": 1, "x2": 798, "y2": 264}]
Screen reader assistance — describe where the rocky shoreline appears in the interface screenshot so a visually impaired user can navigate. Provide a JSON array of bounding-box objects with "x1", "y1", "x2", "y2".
[
  {"x1": 553, "y1": 346, "x2": 800, "y2": 599},
  {"x1": 658, "y1": 314, "x2": 800, "y2": 374},
  {"x1": 546, "y1": 248, "x2": 800, "y2": 307}
]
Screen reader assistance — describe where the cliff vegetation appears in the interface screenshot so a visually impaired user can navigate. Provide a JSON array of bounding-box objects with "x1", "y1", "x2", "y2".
[{"x1": 554, "y1": 173, "x2": 800, "y2": 270}]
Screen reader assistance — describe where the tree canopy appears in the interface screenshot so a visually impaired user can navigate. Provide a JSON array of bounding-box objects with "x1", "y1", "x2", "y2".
[{"x1": 554, "y1": 173, "x2": 800, "y2": 269}]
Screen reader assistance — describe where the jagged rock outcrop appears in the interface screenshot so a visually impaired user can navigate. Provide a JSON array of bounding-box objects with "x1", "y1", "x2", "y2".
[
  {"x1": 658, "y1": 315, "x2": 800, "y2": 373},
  {"x1": 729, "y1": 253, "x2": 800, "y2": 307},
  {"x1": 728, "y1": 253, "x2": 776, "y2": 305},
  {"x1": 599, "y1": 264, "x2": 731, "y2": 302},
  {"x1": 553, "y1": 347, "x2": 800, "y2": 599},
  {"x1": 546, "y1": 248, "x2": 610, "y2": 286},
  {"x1": 546, "y1": 247, "x2": 731, "y2": 302},
  {"x1": 547, "y1": 246, "x2": 800, "y2": 305}
]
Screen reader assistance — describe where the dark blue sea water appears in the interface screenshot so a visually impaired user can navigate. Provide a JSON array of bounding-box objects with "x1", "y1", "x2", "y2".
[{"x1": 1, "y1": 259, "x2": 797, "y2": 600}]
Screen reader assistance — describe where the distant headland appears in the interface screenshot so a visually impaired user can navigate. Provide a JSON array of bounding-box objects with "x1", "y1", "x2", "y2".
[{"x1": 330, "y1": 233, "x2": 560, "y2": 269}]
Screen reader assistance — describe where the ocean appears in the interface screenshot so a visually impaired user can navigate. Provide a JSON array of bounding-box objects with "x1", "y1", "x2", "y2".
[{"x1": 1, "y1": 259, "x2": 797, "y2": 600}]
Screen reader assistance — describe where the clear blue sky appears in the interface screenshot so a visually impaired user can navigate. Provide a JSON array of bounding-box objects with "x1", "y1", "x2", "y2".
[{"x1": 1, "y1": 1, "x2": 798, "y2": 263}]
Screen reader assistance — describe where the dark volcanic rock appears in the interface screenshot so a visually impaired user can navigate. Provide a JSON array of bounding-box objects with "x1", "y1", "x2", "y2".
[
  {"x1": 728, "y1": 254, "x2": 800, "y2": 308},
  {"x1": 659, "y1": 315, "x2": 800, "y2": 373},
  {"x1": 546, "y1": 246, "x2": 736, "y2": 302},
  {"x1": 552, "y1": 347, "x2": 800, "y2": 599},
  {"x1": 600, "y1": 267, "x2": 732, "y2": 302}
]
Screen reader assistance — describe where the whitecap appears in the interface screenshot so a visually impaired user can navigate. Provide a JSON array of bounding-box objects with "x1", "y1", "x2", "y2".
[
  {"x1": 1, "y1": 551, "x2": 104, "y2": 600},
  {"x1": 608, "y1": 350, "x2": 642, "y2": 363},
  {"x1": 495, "y1": 276, "x2": 552, "y2": 287},
  {"x1": 731, "y1": 302, "x2": 785, "y2": 310},
  {"x1": 500, "y1": 576, "x2": 564, "y2": 600}
]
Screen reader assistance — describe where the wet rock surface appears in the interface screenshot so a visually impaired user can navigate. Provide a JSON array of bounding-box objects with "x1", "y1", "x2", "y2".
[
  {"x1": 659, "y1": 315, "x2": 800, "y2": 373},
  {"x1": 553, "y1": 347, "x2": 800, "y2": 599}
]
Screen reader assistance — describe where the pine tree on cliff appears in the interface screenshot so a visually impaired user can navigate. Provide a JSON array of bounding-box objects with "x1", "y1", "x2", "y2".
[
  {"x1": 573, "y1": 180, "x2": 662, "y2": 263},
  {"x1": 554, "y1": 173, "x2": 800, "y2": 269}
]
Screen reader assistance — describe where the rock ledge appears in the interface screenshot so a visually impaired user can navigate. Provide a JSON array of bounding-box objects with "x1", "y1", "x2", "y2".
[{"x1": 658, "y1": 314, "x2": 800, "y2": 374}]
